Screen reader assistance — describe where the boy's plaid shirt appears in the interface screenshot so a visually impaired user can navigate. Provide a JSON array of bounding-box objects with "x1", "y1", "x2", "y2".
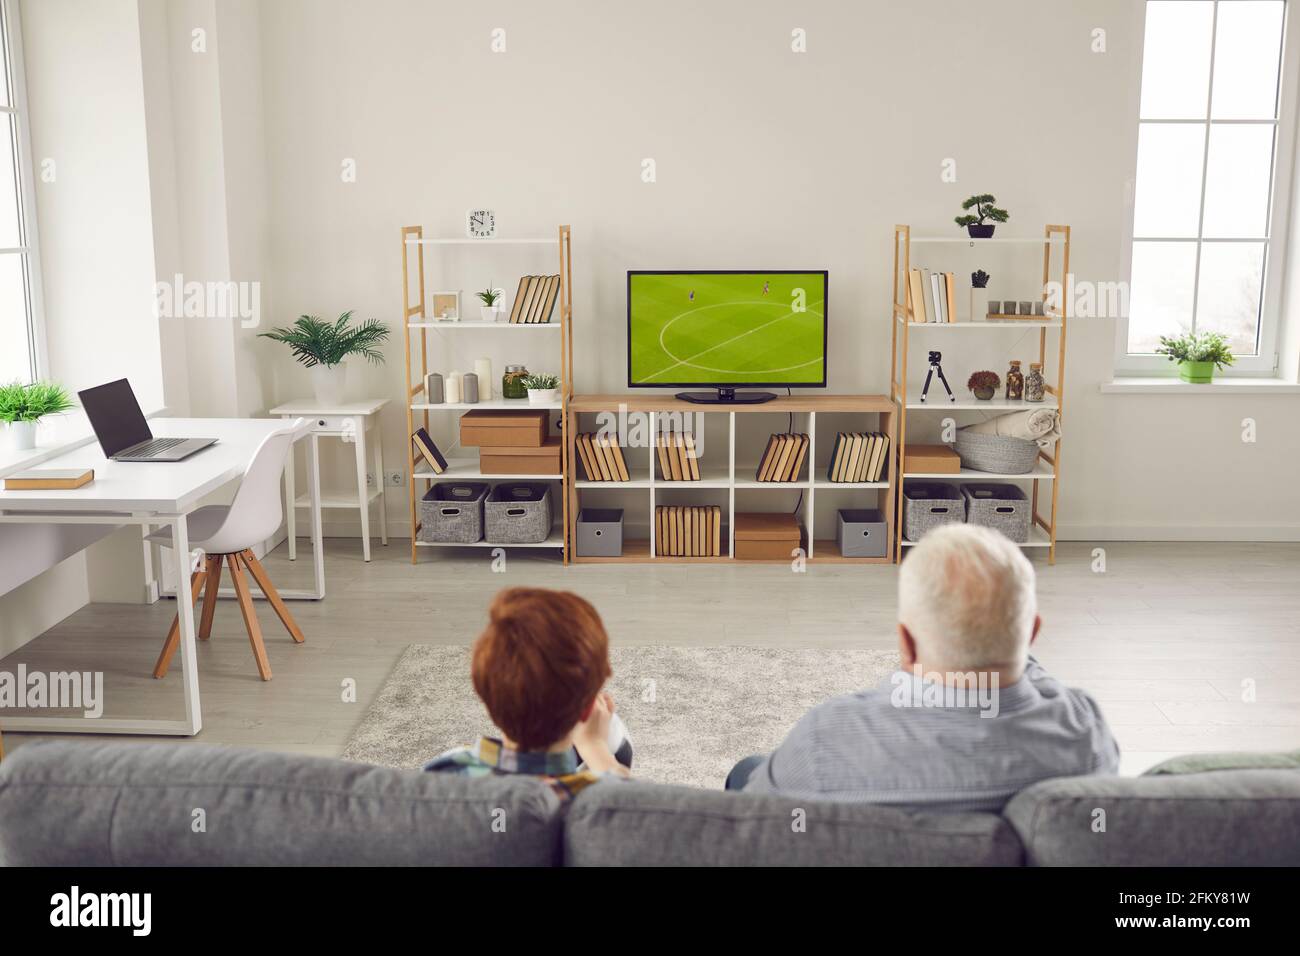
[{"x1": 424, "y1": 736, "x2": 602, "y2": 802}]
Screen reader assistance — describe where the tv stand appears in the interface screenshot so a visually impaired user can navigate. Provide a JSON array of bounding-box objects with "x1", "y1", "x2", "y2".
[{"x1": 675, "y1": 387, "x2": 776, "y2": 405}]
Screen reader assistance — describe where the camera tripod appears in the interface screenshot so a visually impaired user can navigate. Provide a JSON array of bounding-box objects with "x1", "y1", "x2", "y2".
[{"x1": 920, "y1": 350, "x2": 954, "y2": 403}]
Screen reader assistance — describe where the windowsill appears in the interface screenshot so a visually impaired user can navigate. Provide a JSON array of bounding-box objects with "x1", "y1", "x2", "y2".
[{"x1": 1100, "y1": 377, "x2": 1300, "y2": 395}]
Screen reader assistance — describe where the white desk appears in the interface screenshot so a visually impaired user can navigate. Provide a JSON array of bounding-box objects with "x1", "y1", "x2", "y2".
[{"x1": 0, "y1": 417, "x2": 319, "y2": 737}]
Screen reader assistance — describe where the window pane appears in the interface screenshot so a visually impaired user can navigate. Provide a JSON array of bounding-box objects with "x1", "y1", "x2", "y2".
[
  {"x1": 0, "y1": 4, "x2": 9, "y2": 109},
  {"x1": 1196, "y1": 241, "x2": 1265, "y2": 354},
  {"x1": 0, "y1": 114, "x2": 21, "y2": 248},
  {"x1": 1128, "y1": 241, "x2": 1197, "y2": 352},
  {"x1": 0, "y1": 253, "x2": 32, "y2": 381},
  {"x1": 1202, "y1": 123, "x2": 1275, "y2": 238},
  {"x1": 1211, "y1": 0, "x2": 1284, "y2": 119},
  {"x1": 1132, "y1": 123, "x2": 1206, "y2": 237},
  {"x1": 1140, "y1": 1, "x2": 1214, "y2": 118}
]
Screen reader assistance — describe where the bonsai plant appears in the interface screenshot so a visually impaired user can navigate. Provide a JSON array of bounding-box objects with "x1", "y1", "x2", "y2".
[
  {"x1": 967, "y1": 370, "x2": 1001, "y2": 401},
  {"x1": 0, "y1": 380, "x2": 75, "y2": 451},
  {"x1": 475, "y1": 286, "x2": 501, "y2": 321},
  {"x1": 523, "y1": 372, "x2": 560, "y2": 406},
  {"x1": 955, "y1": 195, "x2": 1009, "y2": 238},
  {"x1": 1155, "y1": 330, "x2": 1235, "y2": 384},
  {"x1": 259, "y1": 311, "x2": 389, "y2": 404}
]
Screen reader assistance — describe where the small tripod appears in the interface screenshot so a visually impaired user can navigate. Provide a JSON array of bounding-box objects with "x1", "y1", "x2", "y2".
[{"x1": 920, "y1": 350, "x2": 954, "y2": 403}]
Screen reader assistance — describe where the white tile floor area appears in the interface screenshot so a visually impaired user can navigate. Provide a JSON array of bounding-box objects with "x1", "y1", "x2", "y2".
[{"x1": 2, "y1": 539, "x2": 1297, "y2": 776}]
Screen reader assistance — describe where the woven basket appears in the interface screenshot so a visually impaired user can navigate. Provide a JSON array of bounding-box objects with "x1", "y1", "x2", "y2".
[
  {"x1": 418, "y1": 482, "x2": 489, "y2": 543},
  {"x1": 485, "y1": 482, "x2": 553, "y2": 544},
  {"x1": 903, "y1": 482, "x2": 965, "y2": 543},
  {"x1": 961, "y1": 484, "x2": 1030, "y2": 543},
  {"x1": 954, "y1": 428, "x2": 1039, "y2": 474}
]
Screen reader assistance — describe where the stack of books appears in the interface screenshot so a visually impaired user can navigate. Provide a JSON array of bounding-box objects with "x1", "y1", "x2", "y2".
[
  {"x1": 754, "y1": 433, "x2": 810, "y2": 482},
  {"x1": 508, "y1": 275, "x2": 562, "y2": 324},
  {"x1": 655, "y1": 505, "x2": 723, "y2": 557},
  {"x1": 906, "y1": 268, "x2": 957, "y2": 323},
  {"x1": 575, "y1": 432, "x2": 631, "y2": 481},
  {"x1": 655, "y1": 431, "x2": 701, "y2": 481},
  {"x1": 826, "y1": 432, "x2": 890, "y2": 483},
  {"x1": 411, "y1": 427, "x2": 449, "y2": 475}
]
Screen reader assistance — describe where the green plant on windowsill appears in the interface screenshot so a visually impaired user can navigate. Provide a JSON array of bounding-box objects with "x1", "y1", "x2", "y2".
[
  {"x1": 0, "y1": 380, "x2": 76, "y2": 451},
  {"x1": 1154, "y1": 331, "x2": 1235, "y2": 384}
]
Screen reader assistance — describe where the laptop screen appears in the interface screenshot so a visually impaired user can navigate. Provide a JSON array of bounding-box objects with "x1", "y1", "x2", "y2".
[{"x1": 79, "y1": 379, "x2": 152, "y2": 457}]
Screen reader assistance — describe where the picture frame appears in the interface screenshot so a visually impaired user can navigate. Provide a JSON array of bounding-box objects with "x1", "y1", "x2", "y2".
[{"x1": 431, "y1": 291, "x2": 461, "y2": 322}]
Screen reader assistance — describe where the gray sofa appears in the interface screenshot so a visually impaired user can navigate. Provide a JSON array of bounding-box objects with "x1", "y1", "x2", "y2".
[{"x1": 1, "y1": 741, "x2": 1297, "y2": 866}]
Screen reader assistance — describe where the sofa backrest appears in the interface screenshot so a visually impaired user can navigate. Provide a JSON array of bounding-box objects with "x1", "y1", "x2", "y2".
[
  {"x1": 564, "y1": 780, "x2": 1024, "y2": 866},
  {"x1": 1003, "y1": 769, "x2": 1300, "y2": 866},
  {"x1": 0, "y1": 741, "x2": 564, "y2": 866}
]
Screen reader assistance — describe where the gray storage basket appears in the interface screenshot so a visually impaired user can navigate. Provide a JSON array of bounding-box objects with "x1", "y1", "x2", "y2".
[
  {"x1": 954, "y1": 427, "x2": 1039, "y2": 474},
  {"x1": 961, "y1": 483, "x2": 1030, "y2": 543},
  {"x1": 903, "y1": 482, "x2": 965, "y2": 543},
  {"x1": 418, "y1": 482, "x2": 489, "y2": 543},
  {"x1": 485, "y1": 482, "x2": 553, "y2": 544}
]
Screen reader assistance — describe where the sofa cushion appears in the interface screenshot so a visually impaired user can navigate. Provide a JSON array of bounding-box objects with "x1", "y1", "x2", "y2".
[
  {"x1": 565, "y1": 781, "x2": 1023, "y2": 866},
  {"x1": 0, "y1": 741, "x2": 564, "y2": 866},
  {"x1": 1144, "y1": 750, "x2": 1300, "y2": 775},
  {"x1": 1004, "y1": 769, "x2": 1300, "y2": 866}
]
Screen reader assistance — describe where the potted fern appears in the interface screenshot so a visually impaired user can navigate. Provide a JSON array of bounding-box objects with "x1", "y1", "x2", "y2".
[
  {"x1": 955, "y1": 194, "x2": 1009, "y2": 238},
  {"x1": 476, "y1": 286, "x2": 501, "y2": 321},
  {"x1": 1155, "y1": 330, "x2": 1235, "y2": 384},
  {"x1": 523, "y1": 372, "x2": 560, "y2": 406},
  {"x1": 0, "y1": 381, "x2": 75, "y2": 451},
  {"x1": 259, "y1": 311, "x2": 390, "y2": 404}
]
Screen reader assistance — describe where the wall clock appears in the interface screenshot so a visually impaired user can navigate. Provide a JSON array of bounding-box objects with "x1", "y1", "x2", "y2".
[{"x1": 466, "y1": 209, "x2": 496, "y2": 239}]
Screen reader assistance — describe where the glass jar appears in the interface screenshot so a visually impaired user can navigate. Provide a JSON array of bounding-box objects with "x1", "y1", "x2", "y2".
[
  {"x1": 1025, "y1": 363, "x2": 1045, "y2": 403},
  {"x1": 1005, "y1": 360, "x2": 1024, "y2": 401},
  {"x1": 502, "y1": 364, "x2": 529, "y2": 400}
]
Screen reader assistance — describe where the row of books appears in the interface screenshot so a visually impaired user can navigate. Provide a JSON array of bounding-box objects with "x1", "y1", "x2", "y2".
[
  {"x1": 575, "y1": 433, "x2": 631, "y2": 482},
  {"x1": 508, "y1": 274, "x2": 561, "y2": 324},
  {"x1": 826, "y1": 432, "x2": 890, "y2": 483},
  {"x1": 754, "y1": 433, "x2": 810, "y2": 482},
  {"x1": 907, "y1": 268, "x2": 958, "y2": 323},
  {"x1": 656, "y1": 431, "x2": 701, "y2": 481},
  {"x1": 655, "y1": 505, "x2": 723, "y2": 557}
]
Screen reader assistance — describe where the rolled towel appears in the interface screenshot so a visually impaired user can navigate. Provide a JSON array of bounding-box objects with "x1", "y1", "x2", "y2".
[{"x1": 964, "y1": 408, "x2": 1061, "y2": 447}]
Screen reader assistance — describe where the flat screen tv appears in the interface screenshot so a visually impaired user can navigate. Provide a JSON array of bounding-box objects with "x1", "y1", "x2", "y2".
[{"x1": 627, "y1": 270, "x2": 828, "y2": 403}]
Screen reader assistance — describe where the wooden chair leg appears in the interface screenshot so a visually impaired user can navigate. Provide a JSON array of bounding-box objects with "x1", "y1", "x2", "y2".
[
  {"x1": 152, "y1": 567, "x2": 208, "y2": 679},
  {"x1": 228, "y1": 552, "x2": 272, "y2": 681},
  {"x1": 240, "y1": 549, "x2": 306, "y2": 644},
  {"x1": 198, "y1": 554, "x2": 222, "y2": 641}
]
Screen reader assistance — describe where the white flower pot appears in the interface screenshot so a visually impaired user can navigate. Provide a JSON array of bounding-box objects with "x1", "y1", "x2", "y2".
[
  {"x1": 311, "y1": 364, "x2": 348, "y2": 406},
  {"x1": 480, "y1": 306, "x2": 497, "y2": 322},
  {"x1": 4, "y1": 420, "x2": 37, "y2": 451},
  {"x1": 527, "y1": 388, "x2": 559, "y2": 406}
]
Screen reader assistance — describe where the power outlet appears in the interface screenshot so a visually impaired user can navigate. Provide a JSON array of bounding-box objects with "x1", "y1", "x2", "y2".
[
  {"x1": 387, "y1": 471, "x2": 405, "y2": 487},
  {"x1": 365, "y1": 472, "x2": 375, "y2": 487}
]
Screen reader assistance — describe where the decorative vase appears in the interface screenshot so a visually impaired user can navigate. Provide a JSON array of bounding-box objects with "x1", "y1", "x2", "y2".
[
  {"x1": 479, "y1": 306, "x2": 496, "y2": 322},
  {"x1": 527, "y1": 387, "x2": 559, "y2": 406},
  {"x1": 967, "y1": 224, "x2": 995, "y2": 239},
  {"x1": 1178, "y1": 360, "x2": 1216, "y2": 384},
  {"x1": 5, "y1": 420, "x2": 37, "y2": 451},
  {"x1": 502, "y1": 365, "x2": 529, "y2": 400},
  {"x1": 973, "y1": 387, "x2": 995, "y2": 401},
  {"x1": 310, "y1": 363, "x2": 347, "y2": 405}
]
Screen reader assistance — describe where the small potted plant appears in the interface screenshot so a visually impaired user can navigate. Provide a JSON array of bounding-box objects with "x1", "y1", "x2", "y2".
[
  {"x1": 1155, "y1": 330, "x2": 1235, "y2": 384},
  {"x1": 475, "y1": 286, "x2": 501, "y2": 321},
  {"x1": 259, "y1": 311, "x2": 390, "y2": 405},
  {"x1": 955, "y1": 194, "x2": 1009, "y2": 238},
  {"x1": 523, "y1": 373, "x2": 560, "y2": 406},
  {"x1": 0, "y1": 381, "x2": 75, "y2": 451},
  {"x1": 971, "y1": 269, "x2": 990, "y2": 289},
  {"x1": 967, "y1": 370, "x2": 1001, "y2": 401}
]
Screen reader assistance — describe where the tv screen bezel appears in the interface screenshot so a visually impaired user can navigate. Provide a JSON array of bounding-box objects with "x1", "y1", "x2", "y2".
[{"x1": 626, "y1": 269, "x2": 829, "y2": 390}]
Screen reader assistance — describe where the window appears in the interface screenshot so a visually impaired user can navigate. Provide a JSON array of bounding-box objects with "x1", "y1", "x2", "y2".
[
  {"x1": 0, "y1": 0, "x2": 43, "y2": 383},
  {"x1": 1122, "y1": 1, "x2": 1290, "y2": 373}
]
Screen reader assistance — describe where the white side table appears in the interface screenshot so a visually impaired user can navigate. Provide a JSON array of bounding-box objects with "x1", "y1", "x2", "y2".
[{"x1": 269, "y1": 399, "x2": 390, "y2": 562}]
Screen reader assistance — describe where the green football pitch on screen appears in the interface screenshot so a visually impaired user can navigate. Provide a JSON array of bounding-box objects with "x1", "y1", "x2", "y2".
[{"x1": 628, "y1": 272, "x2": 826, "y2": 385}]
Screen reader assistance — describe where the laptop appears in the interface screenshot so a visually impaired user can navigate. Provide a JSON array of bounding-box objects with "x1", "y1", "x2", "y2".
[{"x1": 79, "y1": 379, "x2": 217, "y2": 462}]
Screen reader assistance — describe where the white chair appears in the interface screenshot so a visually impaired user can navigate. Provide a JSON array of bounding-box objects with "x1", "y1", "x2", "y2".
[{"x1": 148, "y1": 419, "x2": 307, "y2": 681}]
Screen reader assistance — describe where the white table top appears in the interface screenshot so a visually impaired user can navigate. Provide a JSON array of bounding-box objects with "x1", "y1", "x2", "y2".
[
  {"x1": 0, "y1": 417, "x2": 301, "y2": 515},
  {"x1": 268, "y1": 398, "x2": 389, "y2": 416}
]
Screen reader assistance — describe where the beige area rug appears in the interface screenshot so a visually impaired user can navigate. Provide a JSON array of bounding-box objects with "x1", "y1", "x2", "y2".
[{"x1": 341, "y1": 644, "x2": 899, "y2": 789}]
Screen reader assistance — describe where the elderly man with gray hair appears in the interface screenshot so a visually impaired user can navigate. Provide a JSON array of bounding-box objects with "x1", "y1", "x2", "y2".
[{"x1": 725, "y1": 524, "x2": 1119, "y2": 812}]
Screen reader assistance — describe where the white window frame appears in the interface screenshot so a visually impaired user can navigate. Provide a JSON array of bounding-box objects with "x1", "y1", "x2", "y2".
[
  {"x1": 1117, "y1": 0, "x2": 1299, "y2": 376},
  {"x1": 1, "y1": 0, "x2": 46, "y2": 382}
]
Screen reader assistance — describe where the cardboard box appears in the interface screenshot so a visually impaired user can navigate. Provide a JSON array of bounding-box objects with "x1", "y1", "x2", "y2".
[
  {"x1": 734, "y1": 512, "x2": 802, "y2": 560},
  {"x1": 479, "y1": 437, "x2": 562, "y2": 475},
  {"x1": 903, "y1": 443, "x2": 960, "y2": 474},
  {"x1": 459, "y1": 409, "x2": 549, "y2": 448}
]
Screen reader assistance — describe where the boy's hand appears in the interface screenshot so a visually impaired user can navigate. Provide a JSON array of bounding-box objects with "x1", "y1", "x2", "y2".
[{"x1": 573, "y1": 693, "x2": 627, "y2": 776}]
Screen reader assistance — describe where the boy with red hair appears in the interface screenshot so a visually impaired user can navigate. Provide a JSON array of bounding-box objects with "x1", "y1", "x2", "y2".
[{"x1": 425, "y1": 587, "x2": 631, "y2": 800}]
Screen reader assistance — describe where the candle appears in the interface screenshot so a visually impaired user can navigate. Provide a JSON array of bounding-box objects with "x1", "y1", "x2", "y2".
[
  {"x1": 474, "y1": 358, "x2": 493, "y2": 401},
  {"x1": 424, "y1": 372, "x2": 444, "y2": 404},
  {"x1": 445, "y1": 372, "x2": 462, "y2": 404},
  {"x1": 462, "y1": 373, "x2": 479, "y2": 404}
]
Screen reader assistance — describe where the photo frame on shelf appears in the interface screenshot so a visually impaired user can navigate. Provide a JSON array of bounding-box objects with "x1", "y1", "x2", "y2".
[{"x1": 432, "y1": 291, "x2": 461, "y2": 322}]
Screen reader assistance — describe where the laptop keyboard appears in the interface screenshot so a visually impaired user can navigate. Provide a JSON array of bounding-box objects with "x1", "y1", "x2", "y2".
[{"x1": 126, "y1": 437, "x2": 185, "y2": 457}]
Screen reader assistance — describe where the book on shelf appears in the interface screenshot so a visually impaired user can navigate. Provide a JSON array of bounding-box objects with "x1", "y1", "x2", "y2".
[
  {"x1": 575, "y1": 432, "x2": 630, "y2": 481},
  {"x1": 655, "y1": 433, "x2": 672, "y2": 480},
  {"x1": 907, "y1": 269, "x2": 957, "y2": 322},
  {"x1": 655, "y1": 504, "x2": 722, "y2": 557},
  {"x1": 682, "y1": 432, "x2": 701, "y2": 480},
  {"x1": 657, "y1": 430, "x2": 699, "y2": 481},
  {"x1": 411, "y1": 427, "x2": 448, "y2": 474},
  {"x1": 3, "y1": 467, "x2": 94, "y2": 491},
  {"x1": 824, "y1": 431, "x2": 889, "y2": 482},
  {"x1": 508, "y1": 274, "x2": 561, "y2": 324},
  {"x1": 753, "y1": 433, "x2": 809, "y2": 482}
]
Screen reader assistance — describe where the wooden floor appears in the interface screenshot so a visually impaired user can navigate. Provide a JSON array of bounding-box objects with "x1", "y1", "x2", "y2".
[{"x1": 3, "y1": 538, "x2": 1298, "y2": 775}]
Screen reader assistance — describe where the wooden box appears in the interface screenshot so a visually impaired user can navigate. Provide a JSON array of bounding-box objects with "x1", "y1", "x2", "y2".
[
  {"x1": 734, "y1": 512, "x2": 802, "y2": 560},
  {"x1": 903, "y1": 443, "x2": 960, "y2": 474},
  {"x1": 460, "y1": 409, "x2": 549, "y2": 448},
  {"x1": 479, "y1": 437, "x2": 562, "y2": 475}
]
